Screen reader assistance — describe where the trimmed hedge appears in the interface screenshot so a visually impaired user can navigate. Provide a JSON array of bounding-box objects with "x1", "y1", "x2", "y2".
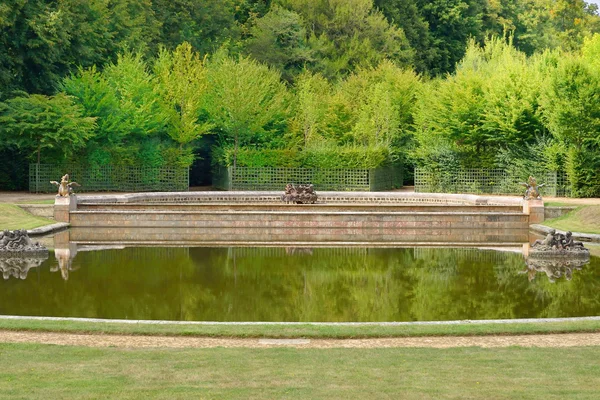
[{"x1": 215, "y1": 145, "x2": 391, "y2": 169}]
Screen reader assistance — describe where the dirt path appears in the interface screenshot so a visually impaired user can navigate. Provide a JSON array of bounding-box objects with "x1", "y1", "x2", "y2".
[{"x1": 2, "y1": 331, "x2": 600, "y2": 349}]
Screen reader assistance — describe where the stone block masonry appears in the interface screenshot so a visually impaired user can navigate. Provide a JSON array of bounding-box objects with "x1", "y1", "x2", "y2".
[{"x1": 58, "y1": 192, "x2": 537, "y2": 246}]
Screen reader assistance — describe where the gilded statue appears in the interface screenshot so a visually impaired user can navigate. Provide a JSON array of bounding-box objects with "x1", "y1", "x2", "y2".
[
  {"x1": 520, "y1": 176, "x2": 545, "y2": 200},
  {"x1": 50, "y1": 174, "x2": 80, "y2": 197}
]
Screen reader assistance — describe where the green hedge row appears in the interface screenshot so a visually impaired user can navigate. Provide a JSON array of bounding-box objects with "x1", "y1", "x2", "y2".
[{"x1": 215, "y1": 146, "x2": 391, "y2": 169}]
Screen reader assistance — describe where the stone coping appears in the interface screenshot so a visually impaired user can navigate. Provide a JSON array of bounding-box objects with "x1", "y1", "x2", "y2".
[
  {"x1": 2, "y1": 314, "x2": 599, "y2": 326},
  {"x1": 530, "y1": 224, "x2": 600, "y2": 243},
  {"x1": 77, "y1": 191, "x2": 524, "y2": 206},
  {"x1": 27, "y1": 222, "x2": 70, "y2": 237},
  {"x1": 69, "y1": 241, "x2": 527, "y2": 248},
  {"x1": 71, "y1": 210, "x2": 526, "y2": 216}
]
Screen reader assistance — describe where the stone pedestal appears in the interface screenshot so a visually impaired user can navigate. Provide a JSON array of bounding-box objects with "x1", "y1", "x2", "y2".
[
  {"x1": 54, "y1": 195, "x2": 77, "y2": 223},
  {"x1": 523, "y1": 199, "x2": 544, "y2": 224}
]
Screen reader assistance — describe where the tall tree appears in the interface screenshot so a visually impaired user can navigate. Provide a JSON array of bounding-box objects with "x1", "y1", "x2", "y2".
[
  {"x1": 244, "y1": 6, "x2": 313, "y2": 81},
  {"x1": 415, "y1": 0, "x2": 485, "y2": 75},
  {"x1": 204, "y1": 51, "x2": 289, "y2": 167},
  {"x1": 151, "y1": 0, "x2": 239, "y2": 56},
  {"x1": 154, "y1": 43, "x2": 213, "y2": 166},
  {"x1": 0, "y1": 93, "x2": 95, "y2": 164},
  {"x1": 373, "y1": 0, "x2": 435, "y2": 74},
  {"x1": 278, "y1": 0, "x2": 413, "y2": 79}
]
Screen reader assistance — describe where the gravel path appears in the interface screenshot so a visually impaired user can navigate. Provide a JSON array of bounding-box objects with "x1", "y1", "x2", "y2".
[{"x1": 2, "y1": 331, "x2": 600, "y2": 349}]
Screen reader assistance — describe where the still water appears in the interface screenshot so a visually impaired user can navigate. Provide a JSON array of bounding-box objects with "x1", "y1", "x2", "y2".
[{"x1": 1, "y1": 247, "x2": 599, "y2": 322}]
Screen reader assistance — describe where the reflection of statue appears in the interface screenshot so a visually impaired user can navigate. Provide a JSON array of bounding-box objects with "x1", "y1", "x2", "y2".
[
  {"x1": 281, "y1": 183, "x2": 318, "y2": 204},
  {"x1": 521, "y1": 258, "x2": 589, "y2": 283},
  {"x1": 0, "y1": 230, "x2": 47, "y2": 255},
  {"x1": 51, "y1": 248, "x2": 78, "y2": 281},
  {"x1": 520, "y1": 176, "x2": 545, "y2": 200},
  {"x1": 50, "y1": 174, "x2": 80, "y2": 197},
  {"x1": 0, "y1": 257, "x2": 47, "y2": 280}
]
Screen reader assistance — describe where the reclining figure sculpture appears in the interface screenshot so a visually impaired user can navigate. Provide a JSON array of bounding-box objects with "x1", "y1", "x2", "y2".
[
  {"x1": 531, "y1": 229, "x2": 588, "y2": 254},
  {"x1": 281, "y1": 183, "x2": 318, "y2": 204}
]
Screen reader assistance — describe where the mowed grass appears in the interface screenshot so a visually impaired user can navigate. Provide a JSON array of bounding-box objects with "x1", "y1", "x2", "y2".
[
  {"x1": 1, "y1": 343, "x2": 600, "y2": 399},
  {"x1": 2, "y1": 318, "x2": 600, "y2": 338},
  {"x1": 0, "y1": 204, "x2": 54, "y2": 230},
  {"x1": 544, "y1": 206, "x2": 600, "y2": 235},
  {"x1": 14, "y1": 199, "x2": 55, "y2": 205}
]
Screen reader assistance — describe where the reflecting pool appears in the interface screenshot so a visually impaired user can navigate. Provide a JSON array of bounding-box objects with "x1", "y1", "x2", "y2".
[{"x1": 1, "y1": 247, "x2": 599, "y2": 322}]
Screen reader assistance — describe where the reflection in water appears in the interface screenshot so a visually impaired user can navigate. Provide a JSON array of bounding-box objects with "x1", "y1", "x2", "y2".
[
  {"x1": 51, "y1": 248, "x2": 79, "y2": 281},
  {"x1": 0, "y1": 256, "x2": 47, "y2": 280},
  {"x1": 0, "y1": 247, "x2": 599, "y2": 322},
  {"x1": 521, "y1": 258, "x2": 590, "y2": 283},
  {"x1": 285, "y1": 247, "x2": 313, "y2": 255}
]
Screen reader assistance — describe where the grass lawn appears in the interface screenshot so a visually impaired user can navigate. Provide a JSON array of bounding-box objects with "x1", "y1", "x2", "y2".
[
  {"x1": 0, "y1": 204, "x2": 54, "y2": 230},
  {"x1": 543, "y1": 206, "x2": 600, "y2": 235},
  {"x1": 1, "y1": 343, "x2": 599, "y2": 399},
  {"x1": 14, "y1": 199, "x2": 55, "y2": 205},
  {"x1": 2, "y1": 318, "x2": 600, "y2": 339}
]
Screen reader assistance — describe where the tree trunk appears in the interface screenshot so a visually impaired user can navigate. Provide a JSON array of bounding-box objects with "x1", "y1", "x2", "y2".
[{"x1": 234, "y1": 133, "x2": 238, "y2": 170}]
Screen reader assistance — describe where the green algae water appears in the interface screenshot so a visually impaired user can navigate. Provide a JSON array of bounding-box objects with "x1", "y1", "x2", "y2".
[{"x1": 1, "y1": 247, "x2": 599, "y2": 322}]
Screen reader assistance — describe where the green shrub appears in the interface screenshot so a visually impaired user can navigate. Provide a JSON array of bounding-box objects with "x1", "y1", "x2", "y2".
[{"x1": 215, "y1": 145, "x2": 391, "y2": 169}]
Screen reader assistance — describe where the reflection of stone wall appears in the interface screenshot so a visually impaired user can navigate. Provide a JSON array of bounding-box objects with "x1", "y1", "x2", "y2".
[
  {"x1": 413, "y1": 247, "x2": 511, "y2": 264},
  {"x1": 229, "y1": 247, "x2": 368, "y2": 259}
]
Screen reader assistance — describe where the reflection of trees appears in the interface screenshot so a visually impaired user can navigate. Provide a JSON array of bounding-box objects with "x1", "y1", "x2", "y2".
[{"x1": 0, "y1": 247, "x2": 599, "y2": 321}]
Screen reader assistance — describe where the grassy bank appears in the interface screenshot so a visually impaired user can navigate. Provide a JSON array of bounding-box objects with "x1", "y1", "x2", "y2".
[
  {"x1": 2, "y1": 343, "x2": 600, "y2": 399},
  {"x1": 1, "y1": 318, "x2": 600, "y2": 339},
  {"x1": 0, "y1": 204, "x2": 54, "y2": 230},
  {"x1": 544, "y1": 206, "x2": 600, "y2": 235}
]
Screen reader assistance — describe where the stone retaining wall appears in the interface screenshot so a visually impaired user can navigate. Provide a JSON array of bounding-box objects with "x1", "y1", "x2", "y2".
[{"x1": 58, "y1": 192, "x2": 534, "y2": 245}]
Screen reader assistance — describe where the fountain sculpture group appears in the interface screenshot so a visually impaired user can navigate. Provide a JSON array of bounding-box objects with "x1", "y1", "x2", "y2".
[
  {"x1": 0, "y1": 230, "x2": 47, "y2": 255},
  {"x1": 281, "y1": 183, "x2": 318, "y2": 204},
  {"x1": 0, "y1": 230, "x2": 49, "y2": 280}
]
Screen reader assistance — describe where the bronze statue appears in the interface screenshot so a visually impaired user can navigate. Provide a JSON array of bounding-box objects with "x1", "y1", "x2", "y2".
[
  {"x1": 50, "y1": 174, "x2": 80, "y2": 196},
  {"x1": 520, "y1": 176, "x2": 545, "y2": 200},
  {"x1": 531, "y1": 229, "x2": 589, "y2": 255},
  {"x1": 563, "y1": 231, "x2": 585, "y2": 250},
  {"x1": 281, "y1": 183, "x2": 318, "y2": 204}
]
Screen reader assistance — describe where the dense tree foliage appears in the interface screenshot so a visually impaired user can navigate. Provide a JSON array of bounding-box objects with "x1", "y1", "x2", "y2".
[{"x1": 1, "y1": 0, "x2": 600, "y2": 194}]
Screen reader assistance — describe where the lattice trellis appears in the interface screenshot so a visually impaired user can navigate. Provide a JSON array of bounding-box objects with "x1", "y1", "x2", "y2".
[
  {"x1": 29, "y1": 164, "x2": 189, "y2": 193},
  {"x1": 414, "y1": 168, "x2": 568, "y2": 196},
  {"x1": 213, "y1": 166, "x2": 402, "y2": 191}
]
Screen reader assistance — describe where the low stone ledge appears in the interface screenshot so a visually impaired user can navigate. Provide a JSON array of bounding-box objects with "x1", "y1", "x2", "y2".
[
  {"x1": 27, "y1": 222, "x2": 70, "y2": 237},
  {"x1": 17, "y1": 204, "x2": 54, "y2": 219},
  {"x1": 530, "y1": 224, "x2": 600, "y2": 243},
  {"x1": 544, "y1": 206, "x2": 576, "y2": 219},
  {"x1": 77, "y1": 191, "x2": 524, "y2": 207}
]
